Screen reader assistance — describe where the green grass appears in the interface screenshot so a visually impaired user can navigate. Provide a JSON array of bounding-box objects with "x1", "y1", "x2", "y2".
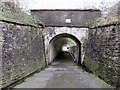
[{"x1": 0, "y1": 3, "x2": 44, "y2": 27}]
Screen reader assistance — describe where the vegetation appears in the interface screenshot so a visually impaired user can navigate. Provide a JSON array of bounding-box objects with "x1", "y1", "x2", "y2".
[
  {"x1": 0, "y1": 2, "x2": 44, "y2": 27},
  {"x1": 91, "y1": 1, "x2": 120, "y2": 27}
]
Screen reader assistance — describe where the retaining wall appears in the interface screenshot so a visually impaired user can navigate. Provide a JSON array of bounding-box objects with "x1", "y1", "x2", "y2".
[
  {"x1": 0, "y1": 21, "x2": 46, "y2": 88},
  {"x1": 83, "y1": 22, "x2": 120, "y2": 88}
]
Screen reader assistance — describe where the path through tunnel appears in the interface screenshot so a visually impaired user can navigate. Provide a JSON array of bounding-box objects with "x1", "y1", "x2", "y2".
[{"x1": 49, "y1": 33, "x2": 81, "y2": 65}]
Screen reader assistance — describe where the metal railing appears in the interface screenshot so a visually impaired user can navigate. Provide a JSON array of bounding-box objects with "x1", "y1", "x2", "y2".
[{"x1": 68, "y1": 51, "x2": 75, "y2": 61}]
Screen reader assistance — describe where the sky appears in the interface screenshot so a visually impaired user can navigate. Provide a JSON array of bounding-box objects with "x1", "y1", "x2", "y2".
[{"x1": 19, "y1": 0, "x2": 119, "y2": 10}]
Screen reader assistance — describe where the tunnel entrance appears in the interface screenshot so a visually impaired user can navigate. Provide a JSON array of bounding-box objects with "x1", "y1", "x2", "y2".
[{"x1": 49, "y1": 33, "x2": 81, "y2": 64}]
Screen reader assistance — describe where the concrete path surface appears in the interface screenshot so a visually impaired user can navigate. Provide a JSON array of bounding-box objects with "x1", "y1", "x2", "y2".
[{"x1": 13, "y1": 57, "x2": 112, "y2": 88}]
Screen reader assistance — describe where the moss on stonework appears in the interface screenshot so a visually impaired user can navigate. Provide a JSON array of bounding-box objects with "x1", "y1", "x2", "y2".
[
  {"x1": 96, "y1": 63, "x2": 119, "y2": 86},
  {"x1": 82, "y1": 56, "x2": 119, "y2": 87},
  {"x1": 0, "y1": 3, "x2": 44, "y2": 27},
  {"x1": 83, "y1": 56, "x2": 99, "y2": 73},
  {"x1": 89, "y1": 74, "x2": 113, "y2": 88},
  {"x1": 2, "y1": 59, "x2": 46, "y2": 88}
]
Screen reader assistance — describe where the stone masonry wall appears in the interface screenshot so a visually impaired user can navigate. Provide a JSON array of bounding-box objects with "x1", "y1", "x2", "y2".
[
  {"x1": 83, "y1": 22, "x2": 120, "y2": 88},
  {"x1": 31, "y1": 9, "x2": 101, "y2": 27},
  {"x1": 0, "y1": 21, "x2": 46, "y2": 88}
]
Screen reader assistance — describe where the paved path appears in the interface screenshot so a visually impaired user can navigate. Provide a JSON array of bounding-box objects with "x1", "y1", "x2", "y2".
[{"x1": 14, "y1": 57, "x2": 112, "y2": 88}]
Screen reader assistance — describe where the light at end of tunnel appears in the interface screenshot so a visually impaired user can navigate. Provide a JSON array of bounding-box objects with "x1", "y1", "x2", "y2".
[{"x1": 62, "y1": 45, "x2": 70, "y2": 52}]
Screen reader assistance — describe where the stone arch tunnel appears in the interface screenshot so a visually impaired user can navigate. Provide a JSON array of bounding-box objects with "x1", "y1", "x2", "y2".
[
  {"x1": 1, "y1": 8, "x2": 120, "y2": 89},
  {"x1": 49, "y1": 33, "x2": 81, "y2": 64},
  {"x1": 43, "y1": 27, "x2": 88, "y2": 65}
]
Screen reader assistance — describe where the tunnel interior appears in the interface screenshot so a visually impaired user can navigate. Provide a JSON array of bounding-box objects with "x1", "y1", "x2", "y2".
[{"x1": 49, "y1": 34, "x2": 81, "y2": 64}]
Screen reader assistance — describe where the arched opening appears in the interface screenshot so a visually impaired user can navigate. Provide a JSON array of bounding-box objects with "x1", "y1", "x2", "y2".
[{"x1": 49, "y1": 33, "x2": 81, "y2": 64}]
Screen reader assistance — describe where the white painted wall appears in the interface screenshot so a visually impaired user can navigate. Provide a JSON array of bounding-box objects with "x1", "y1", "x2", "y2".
[{"x1": 49, "y1": 43, "x2": 58, "y2": 64}]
